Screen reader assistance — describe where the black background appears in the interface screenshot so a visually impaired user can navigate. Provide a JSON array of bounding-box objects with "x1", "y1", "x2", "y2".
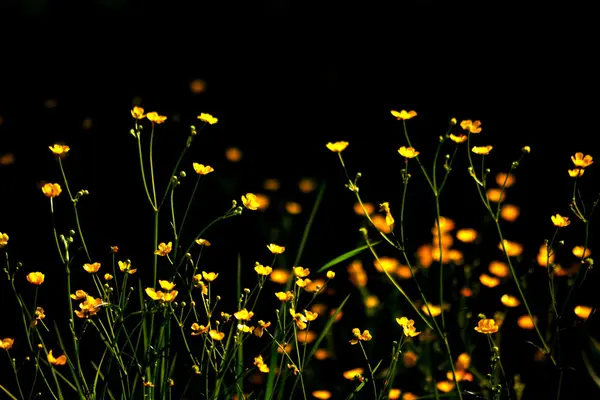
[{"x1": 1, "y1": 1, "x2": 600, "y2": 399}]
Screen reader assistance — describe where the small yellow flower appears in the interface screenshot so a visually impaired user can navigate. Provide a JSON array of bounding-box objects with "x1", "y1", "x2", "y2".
[
  {"x1": 396, "y1": 317, "x2": 421, "y2": 337},
  {"x1": 197, "y1": 113, "x2": 218, "y2": 125},
  {"x1": 191, "y1": 322, "x2": 210, "y2": 336},
  {"x1": 155, "y1": 242, "x2": 172, "y2": 256},
  {"x1": 74, "y1": 296, "x2": 104, "y2": 318},
  {"x1": 398, "y1": 146, "x2": 420, "y2": 158},
  {"x1": 325, "y1": 141, "x2": 349, "y2": 153},
  {"x1": 326, "y1": 271, "x2": 335, "y2": 279},
  {"x1": 296, "y1": 278, "x2": 312, "y2": 288},
  {"x1": 522, "y1": 146, "x2": 531, "y2": 153},
  {"x1": 455, "y1": 353, "x2": 471, "y2": 370},
  {"x1": 571, "y1": 152, "x2": 593, "y2": 168},
  {"x1": 47, "y1": 350, "x2": 67, "y2": 366},
  {"x1": 498, "y1": 240, "x2": 523, "y2": 257},
  {"x1": 270, "y1": 269, "x2": 290, "y2": 284},
  {"x1": 146, "y1": 112, "x2": 167, "y2": 124},
  {"x1": 0, "y1": 338, "x2": 14, "y2": 351},
  {"x1": 312, "y1": 390, "x2": 332, "y2": 399},
  {"x1": 49, "y1": 144, "x2": 70, "y2": 156},
  {"x1": 83, "y1": 262, "x2": 101, "y2": 273},
  {"x1": 118, "y1": 260, "x2": 137, "y2": 274},
  {"x1": 202, "y1": 271, "x2": 218, "y2": 281},
  {"x1": 449, "y1": 133, "x2": 467, "y2": 143},
  {"x1": 35, "y1": 307, "x2": 46, "y2": 320},
  {"x1": 551, "y1": 214, "x2": 571, "y2": 227},
  {"x1": 349, "y1": 328, "x2": 372, "y2": 344},
  {"x1": 293, "y1": 266, "x2": 310, "y2": 277},
  {"x1": 159, "y1": 280, "x2": 176, "y2": 291},
  {"x1": 472, "y1": 145, "x2": 493, "y2": 155},
  {"x1": 298, "y1": 178, "x2": 317, "y2": 193},
  {"x1": 0, "y1": 232, "x2": 9, "y2": 248},
  {"x1": 390, "y1": 109, "x2": 417, "y2": 120},
  {"x1": 421, "y1": 304, "x2": 442, "y2": 317},
  {"x1": 495, "y1": 172, "x2": 515, "y2": 188},
  {"x1": 572, "y1": 246, "x2": 592, "y2": 258},
  {"x1": 254, "y1": 262, "x2": 273, "y2": 276},
  {"x1": 254, "y1": 320, "x2": 271, "y2": 338},
  {"x1": 436, "y1": 381, "x2": 455, "y2": 393},
  {"x1": 517, "y1": 315, "x2": 536, "y2": 330},
  {"x1": 254, "y1": 354, "x2": 270, "y2": 373},
  {"x1": 275, "y1": 291, "x2": 294, "y2": 302},
  {"x1": 568, "y1": 168, "x2": 585, "y2": 178},
  {"x1": 266, "y1": 244, "x2": 285, "y2": 254},
  {"x1": 209, "y1": 330, "x2": 225, "y2": 341},
  {"x1": 479, "y1": 274, "x2": 500, "y2": 288},
  {"x1": 460, "y1": 120, "x2": 482, "y2": 134},
  {"x1": 234, "y1": 308, "x2": 254, "y2": 321},
  {"x1": 27, "y1": 272, "x2": 45, "y2": 285},
  {"x1": 290, "y1": 308, "x2": 308, "y2": 330},
  {"x1": 242, "y1": 193, "x2": 260, "y2": 210},
  {"x1": 131, "y1": 106, "x2": 146, "y2": 119},
  {"x1": 192, "y1": 163, "x2": 214, "y2": 175},
  {"x1": 70, "y1": 290, "x2": 88, "y2": 300},
  {"x1": 489, "y1": 261, "x2": 509, "y2": 278},
  {"x1": 195, "y1": 238, "x2": 211, "y2": 246},
  {"x1": 380, "y1": 202, "x2": 395, "y2": 227},
  {"x1": 342, "y1": 367, "x2": 364, "y2": 380},
  {"x1": 104, "y1": 273, "x2": 113, "y2": 281},
  {"x1": 474, "y1": 318, "x2": 498, "y2": 334},
  {"x1": 42, "y1": 183, "x2": 62, "y2": 198},
  {"x1": 500, "y1": 204, "x2": 520, "y2": 222}
]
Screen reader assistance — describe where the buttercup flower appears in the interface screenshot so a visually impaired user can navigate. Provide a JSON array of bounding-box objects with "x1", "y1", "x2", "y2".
[
  {"x1": 275, "y1": 291, "x2": 294, "y2": 302},
  {"x1": 49, "y1": 144, "x2": 70, "y2": 157},
  {"x1": 254, "y1": 354, "x2": 270, "y2": 373},
  {"x1": 472, "y1": 145, "x2": 493, "y2": 155},
  {"x1": 254, "y1": 262, "x2": 272, "y2": 276},
  {"x1": 398, "y1": 146, "x2": 420, "y2": 158},
  {"x1": 202, "y1": 271, "x2": 218, "y2": 281},
  {"x1": 191, "y1": 323, "x2": 210, "y2": 336},
  {"x1": 131, "y1": 106, "x2": 146, "y2": 119},
  {"x1": 390, "y1": 109, "x2": 417, "y2": 120},
  {"x1": 326, "y1": 271, "x2": 335, "y2": 279},
  {"x1": 349, "y1": 328, "x2": 372, "y2": 344},
  {"x1": 460, "y1": 120, "x2": 482, "y2": 134},
  {"x1": 449, "y1": 133, "x2": 467, "y2": 143},
  {"x1": 195, "y1": 238, "x2": 211, "y2": 246},
  {"x1": 266, "y1": 244, "x2": 285, "y2": 254},
  {"x1": 325, "y1": 141, "x2": 349, "y2": 153},
  {"x1": 83, "y1": 262, "x2": 101, "y2": 273},
  {"x1": 70, "y1": 290, "x2": 88, "y2": 300},
  {"x1": 146, "y1": 112, "x2": 167, "y2": 124},
  {"x1": 242, "y1": 193, "x2": 260, "y2": 210},
  {"x1": 234, "y1": 308, "x2": 254, "y2": 321},
  {"x1": 551, "y1": 214, "x2": 571, "y2": 227},
  {"x1": 474, "y1": 318, "x2": 498, "y2": 334},
  {"x1": 27, "y1": 272, "x2": 45, "y2": 285},
  {"x1": 42, "y1": 183, "x2": 62, "y2": 198},
  {"x1": 501, "y1": 294, "x2": 521, "y2": 308},
  {"x1": 118, "y1": 260, "x2": 137, "y2": 274},
  {"x1": 380, "y1": 202, "x2": 395, "y2": 227},
  {"x1": 568, "y1": 168, "x2": 585, "y2": 178},
  {"x1": 0, "y1": 232, "x2": 8, "y2": 248},
  {"x1": 47, "y1": 350, "x2": 67, "y2": 366},
  {"x1": 155, "y1": 242, "x2": 172, "y2": 256},
  {"x1": 0, "y1": 338, "x2": 14, "y2": 351},
  {"x1": 145, "y1": 287, "x2": 178, "y2": 302},
  {"x1": 192, "y1": 163, "x2": 214, "y2": 175},
  {"x1": 75, "y1": 296, "x2": 104, "y2": 318},
  {"x1": 396, "y1": 317, "x2": 421, "y2": 337},
  {"x1": 197, "y1": 113, "x2": 218, "y2": 125},
  {"x1": 571, "y1": 152, "x2": 593, "y2": 168}
]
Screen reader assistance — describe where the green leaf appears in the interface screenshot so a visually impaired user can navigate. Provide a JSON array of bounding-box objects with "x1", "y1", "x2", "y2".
[{"x1": 316, "y1": 242, "x2": 381, "y2": 274}]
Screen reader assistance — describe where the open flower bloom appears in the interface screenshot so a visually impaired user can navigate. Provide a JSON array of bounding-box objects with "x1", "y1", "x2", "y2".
[
  {"x1": 449, "y1": 133, "x2": 467, "y2": 143},
  {"x1": 254, "y1": 354, "x2": 270, "y2": 373},
  {"x1": 70, "y1": 290, "x2": 88, "y2": 300},
  {"x1": 349, "y1": 328, "x2": 372, "y2": 344},
  {"x1": 202, "y1": 271, "x2": 218, "y2": 281},
  {"x1": 474, "y1": 318, "x2": 499, "y2": 334},
  {"x1": 275, "y1": 291, "x2": 294, "y2": 302},
  {"x1": 47, "y1": 350, "x2": 67, "y2": 366},
  {"x1": 234, "y1": 308, "x2": 254, "y2": 321},
  {"x1": 192, "y1": 163, "x2": 214, "y2": 175},
  {"x1": 83, "y1": 262, "x2": 101, "y2": 273},
  {"x1": 145, "y1": 288, "x2": 178, "y2": 302},
  {"x1": 74, "y1": 296, "x2": 104, "y2": 318},
  {"x1": 0, "y1": 338, "x2": 14, "y2": 350},
  {"x1": 197, "y1": 113, "x2": 218, "y2": 125},
  {"x1": 551, "y1": 214, "x2": 571, "y2": 227},
  {"x1": 155, "y1": 242, "x2": 172, "y2": 256},
  {"x1": 0, "y1": 232, "x2": 8, "y2": 248},
  {"x1": 460, "y1": 120, "x2": 482, "y2": 133},
  {"x1": 242, "y1": 193, "x2": 260, "y2": 210},
  {"x1": 209, "y1": 330, "x2": 225, "y2": 341},
  {"x1": 42, "y1": 183, "x2": 62, "y2": 198},
  {"x1": 571, "y1": 152, "x2": 593, "y2": 168},
  {"x1": 27, "y1": 272, "x2": 45, "y2": 285},
  {"x1": 266, "y1": 243, "x2": 285, "y2": 254},
  {"x1": 290, "y1": 308, "x2": 308, "y2": 330},
  {"x1": 398, "y1": 146, "x2": 420, "y2": 158},
  {"x1": 191, "y1": 322, "x2": 210, "y2": 335},
  {"x1": 396, "y1": 317, "x2": 421, "y2": 337},
  {"x1": 131, "y1": 106, "x2": 146, "y2": 119},
  {"x1": 49, "y1": 144, "x2": 70, "y2": 156},
  {"x1": 472, "y1": 145, "x2": 493, "y2": 155},
  {"x1": 325, "y1": 141, "x2": 349, "y2": 153},
  {"x1": 390, "y1": 109, "x2": 417, "y2": 120},
  {"x1": 118, "y1": 260, "x2": 137, "y2": 274},
  {"x1": 254, "y1": 263, "x2": 272, "y2": 276},
  {"x1": 146, "y1": 112, "x2": 167, "y2": 124}
]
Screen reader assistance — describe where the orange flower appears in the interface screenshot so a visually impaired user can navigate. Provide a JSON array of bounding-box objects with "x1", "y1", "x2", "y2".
[
  {"x1": 517, "y1": 315, "x2": 536, "y2": 330},
  {"x1": 501, "y1": 294, "x2": 520, "y2": 308},
  {"x1": 398, "y1": 146, "x2": 420, "y2": 158},
  {"x1": 311, "y1": 390, "x2": 332, "y2": 399},
  {"x1": 374, "y1": 257, "x2": 399, "y2": 273},
  {"x1": 83, "y1": 262, "x2": 101, "y2": 273},
  {"x1": 349, "y1": 328, "x2": 372, "y2": 344},
  {"x1": 403, "y1": 351, "x2": 418, "y2": 367},
  {"x1": 500, "y1": 204, "x2": 520, "y2": 222},
  {"x1": 472, "y1": 145, "x2": 493, "y2": 155},
  {"x1": 421, "y1": 304, "x2": 442, "y2": 317},
  {"x1": 572, "y1": 246, "x2": 592, "y2": 258},
  {"x1": 474, "y1": 318, "x2": 498, "y2": 334},
  {"x1": 571, "y1": 152, "x2": 593, "y2": 168},
  {"x1": 551, "y1": 214, "x2": 570, "y2": 227},
  {"x1": 146, "y1": 112, "x2": 167, "y2": 124},
  {"x1": 325, "y1": 141, "x2": 349, "y2": 153},
  {"x1": 489, "y1": 261, "x2": 509, "y2": 277},
  {"x1": 0, "y1": 338, "x2": 14, "y2": 351},
  {"x1": 225, "y1": 146, "x2": 242, "y2": 162},
  {"x1": 342, "y1": 367, "x2": 364, "y2": 380},
  {"x1": 537, "y1": 244, "x2": 555, "y2": 267},
  {"x1": 455, "y1": 353, "x2": 471, "y2": 370},
  {"x1": 498, "y1": 240, "x2": 523, "y2": 257},
  {"x1": 253, "y1": 354, "x2": 270, "y2": 373},
  {"x1": 285, "y1": 201, "x2": 302, "y2": 214},
  {"x1": 270, "y1": 269, "x2": 290, "y2": 284},
  {"x1": 436, "y1": 381, "x2": 455, "y2": 393},
  {"x1": 486, "y1": 188, "x2": 506, "y2": 202},
  {"x1": 371, "y1": 214, "x2": 392, "y2": 233},
  {"x1": 456, "y1": 228, "x2": 477, "y2": 243},
  {"x1": 41, "y1": 183, "x2": 62, "y2": 198},
  {"x1": 298, "y1": 178, "x2": 317, "y2": 193},
  {"x1": 495, "y1": 172, "x2": 515, "y2": 188},
  {"x1": 479, "y1": 274, "x2": 500, "y2": 288},
  {"x1": 574, "y1": 305, "x2": 593, "y2": 320},
  {"x1": 353, "y1": 202, "x2": 375, "y2": 216},
  {"x1": 391, "y1": 109, "x2": 417, "y2": 120},
  {"x1": 26, "y1": 272, "x2": 45, "y2": 285},
  {"x1": 263, "y1": 178, "x2": 280, "y2": 191},
  {"x1": 47, "y1": 350, "x2": 67, "y2": 366}
]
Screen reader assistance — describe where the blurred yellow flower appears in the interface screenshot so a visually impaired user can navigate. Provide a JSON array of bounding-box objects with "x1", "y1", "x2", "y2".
[
  {"x1": 572, "y1": 246, "x2": 592, "y2": 258},
  {"x1": 242, "y1": 193, "x2": 260, "y2": 210},
  {"x1": 353, "y1": 202, "x2": 375, "y2": 216},
  {"x1": 500, "y1": 204, "x2": 520, "y2": 222},
  {"x1": 403, "y1": 351, "x2": 418, "y2": 367},
  {"x1": 263, "y1": 178, "x2": 280, "y2": 191},
  {"x1": 326, "y1": 271, "x2": 335, "y2": 279},
  {"x1": 380, "y1": 202, "x2": 395, "y2": 227},
  {"x1": 498, "y1": 240, "x2": 523, "y2": 257},
  {"x1": 42, "y1": 183, "x2": 62, "y2": 198},
  {"x1": 270, "y1": 269, "x2": 290, "y2": 284},
  {"x1": 537, "y1": 244, "x2": 555, "y2": 267},
  {"x1": 472, "y1": 145, "x2": 493, "y2": 155},
  {"x1": 455, "y1": 353, "x2": 470, "y2": 370},
  {"x1": 501, "y1": 294, "x2": 520, "y2": 308},
  {"x1": 421, "y1": 304, "x2": 442, "y2": 317},
  {"x1": 146, "y1": 112, "x2": 167, "y2": 124},
  {"x1": 398, "y1": 146, "x2": 420, "y2": 158},
  {"x1": 551, "y1": 214, "x2": 570, "y2": 227},
  {"x1": 436, "y1": 381, "x2": 455, "y2": 393},
  {"x1": 364, "y1": 295, "x2": 379, "y2": 309},
  {"x1": 47, "y1": 350, "x2": 67, "y2": 366},
  {"x1": 225, "y1": 146, "x2": 242, "y2": 162},
  {"x1": 474, "y1": 318, "x2": 498, "y2": 334},
  {"x1": 574, "y1": 305, "x2": 593, "y2": 320},
  {"x1": 254, "y1": 354, "x2": 269, "y2": 373},
  {"x1": 325, "y1": 141, "x2": 349, "y2": 153},
  {"x1": 0, "y1": 338, "x2": 14, "y2": 351},
  {"x1": 26, "y1": 272, "x2": 45, "y2": 285},
  {"x1": 396, "y1": 317, "x2": 421, "y2": 337},
  {"x1": 195, "y1": 238, "x2": 211, "y2": 246},
  {"x1": 488, "y1": 261, "x2": 509, "y2": 278},
  {"x1": 495, "y1": 172, "x2": 515, "y2": 188},
  {"x1": 312, "y1": 390, "x2": 332, "y2": 399},
  {"x1": 285, "y1": 201, "x2": 302, "y2": 214},
  {"x1": 192, "y1": 163, "x2": 214, "y2": 175},
  {"x1": 197, "y1": 113, "x2": 218, "y2": 125},
  {"x1": 391, "y1": 109, "x2": 417, "y2": 120},
  {"x1": 104, "y1": 273, "x2": 113, "y2": 281},
  {"x1": 517, "y1": 315, "x2": 536, "y2": 330},
  {"x1": 479, "y1": 273, "x2": 501, "y2": 288},
  {"x1": 298, "y1": 178, "x2": 317, "y2": 193},
  {"x1": 374, "y1": 257, "x2": 399, "y2": 273},
  {"x1": 371, "y1": 214, "x2": 392, "y2": 233},
  {"x1": 342, "y1": 367, "x2": 364, "y2": 380},
  {"x1": 456, "y1": 228, "x2": 477, "y2": 243}
]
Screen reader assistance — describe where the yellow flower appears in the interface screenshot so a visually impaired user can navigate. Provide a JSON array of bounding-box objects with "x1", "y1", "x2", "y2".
[
  {"x1": 551, "y1": 214, "x2": 571, "y2": 227},
  {"x1": 254, "y1": 320, "x2": 271, "y2": 338},
  {"x1": 342, "y1": 367, "x2": 364, "y2": 380},
  {"x1": 145, "y1": 288, "x2": 178, "y2": 302},
  {"x1": 398, "y1": 146, "x2": 419, "y2": 158},
  {"x1": 26, "y1": 272, "x2": 45, "y2": 285},
  {"x1": 498, "y1": 240, "x2": 523, "y2": 257},
  {"x1": 49, "y1": 144, "x2": 70, "y2": 156},
  {"x1": 421, "y1": 304, "x2": 442, "y2": 317},
  {"x1": 436, "y1": 381, "x2": 455, "y2": 393},
  {"x1": 41, "y1": 183, "x2": 62, "y2": 198},
  {"x1": 74, "y1": 295, "x2": 104, "y2": 318},
  {"x1": 312, "y1": 390, "x2": 332, "y2": 399},
  {"x1": 455, "y1": 353, "x2": 470, "y2": 370},
  {"x1": 568, "y1": 168, "x2": 585, "y2": 178},
  {"x1": 0, "y1": 232, "x2": 8, "y2": 248},
  {"x1": 449, "y1": 133, "x2": 467, "y2": 143},
  {"x1": 254, "y1": 263, "x2": 273, "y2": 276},
  {"x1": 275, "y1": 291, "x2": 294, "y2": 302},
  {"x1": 242, "y1": 193, "x2": 260, "y2": 210},
  {"x1": 263, "y1": 178, "x2": 280, "y2": 191},
  {"x1": 574, "y1": 305, "x2": 593, "y2": 320},
  {"x1": 572, "y1": 246, "x2": 592, "y2": 258},
  {"x1": 380, "y1": 202, "x2": 395, "y2": 227},
  {"x1": 460, "y1": 120, "x2": 482, "y2": 134},
  {"x1": 474, "y1": 318, "x2": 498, "y2": 334},
  {"x1": 234, "y1": 308, "x2": 254, "y2": 321},
  {"x1": 326, "y1": 271, "x2": 335, "y2": 279},
  {"x1": 290, "y1": 308, "x2": 308, "y2": 330},
  {"x1": 195, "y1": 238, "x2": 211, "y2": 246},
  {"x1": 325, "y1": 141, "x2": 349, "y2": 153},
  {"x1": 285, "y1": 201, "x2": 302, "y2": 214},
  {"x1": 472, "y1": 145, "x2": 493, "y2": 155},
  {"x1": 202, "y1": 271, "x2": 218, "y2": 281},
  {"x1": 83, "y1": 262, "x2": 101, "y2": 273},
  {"x1": 396, "y1": 317, "x2": 421, "y2": 337},
  {"x1": 517, "y1": 315, "x2": 536, "y2": 330},
  {"x1": 293, "y1": 266, "x2": 310, "y2": 277},
  {"x1": 390, "y1": 110, "x2": 417, "y2": 120},
  {"x1": 35, "y1": 307, "x2": 46, "y2": 321},
  {"x1": 146, "y1": 112, "x2": 167, "y2": 124},
  {"x1": 266, "y1": 244, "x2": 285, "y2": 254},
  {"x1": 522, "y1": 146, "x2": 531, "y2": 153},
  {"x1": 131, "y1": 106, "x2": 146, "y2": 119},
  {"x1": 209, "y1": 330, "x2": 225, "y2": 341},
  {"x1": 254, "y1": 354, "x2": 270, "y2": 373},
  {"x1": 155, "y1": 242, "x2": 172, "y2": 256},
  {"x1": 197, "y1": 113, "x2": 218, "y2": 125},
  {"x1": 191, "y1": 322, "x2": 210, "y2": 336},
  {"x1": 47, "y1": 350, "x2": 67, "y2": 366},
  {"x1": 159, "y1": 280, "x2": 176, "y2": 291},
  {"x1": 501, "y1": 294, "x2": 521, "y2": 308},
  {"x1": 295, "y1": 278, "x2": 311, "y2": 288},
  {"x1": 70, "y1": 290, "x2": 88, "y2": 300},
  {"x1": 571, "y1": 152, "x2": 593, "y2": 168},
  {"x1": 118, "y1": 260, "x2": 137, "y2": 274},
  {"x1": 349, "y1": 328, "x2": 372, "y2": 344},
  {"x1": 0, "y1": 338, "x2": 14, "y2": 351},
  {"x1": 192, "y1": 163, "x2": 214, "y2": 175},
  {"x1": 298, "y1": 178, "x2": 317, "y2": 193}
]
